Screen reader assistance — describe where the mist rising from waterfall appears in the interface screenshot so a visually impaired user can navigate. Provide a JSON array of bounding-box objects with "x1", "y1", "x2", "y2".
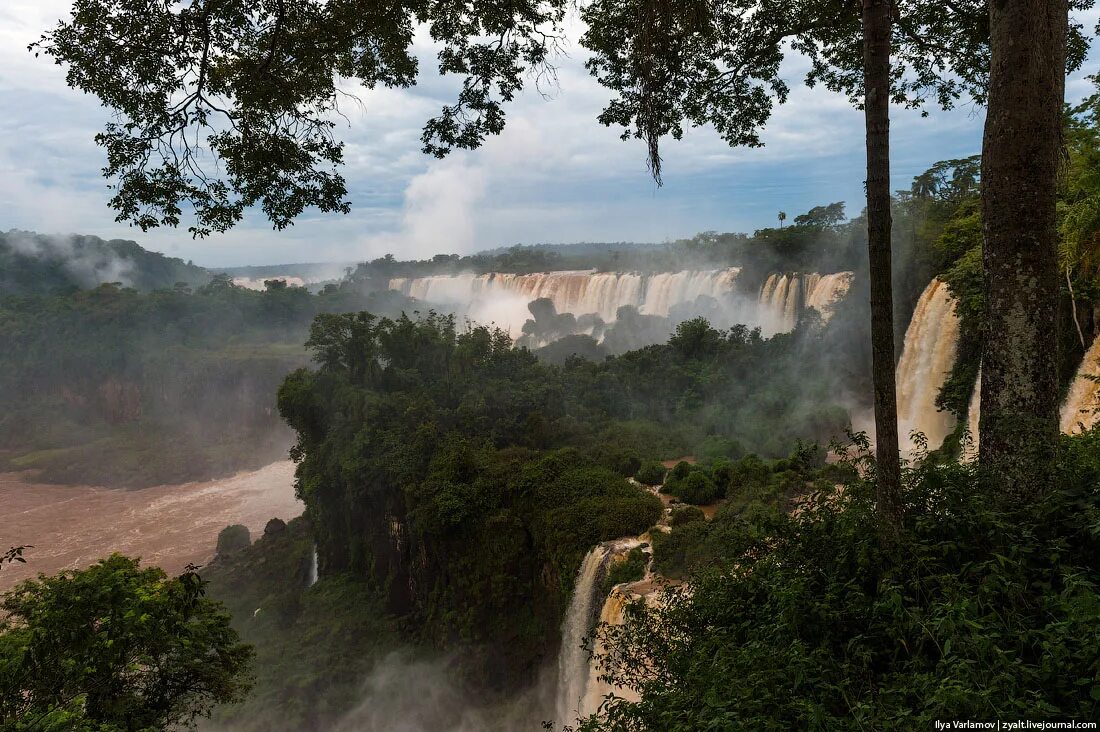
[{"x1": 896, "y1": 279, "x2": 960, "y2": 452}]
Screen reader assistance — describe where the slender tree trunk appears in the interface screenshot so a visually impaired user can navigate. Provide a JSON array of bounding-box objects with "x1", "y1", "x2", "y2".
[
  {"x1": 862, "y1": 0, "x2": 902, "y2": 539},
  {"x1": 979, "y1": 0, "x2": 1066, "y2": 503}
]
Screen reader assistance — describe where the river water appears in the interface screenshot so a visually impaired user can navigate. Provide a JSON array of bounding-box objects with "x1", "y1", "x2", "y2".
[{"x1": 0, "y1": 461, "x2": 301, "y2": 592}]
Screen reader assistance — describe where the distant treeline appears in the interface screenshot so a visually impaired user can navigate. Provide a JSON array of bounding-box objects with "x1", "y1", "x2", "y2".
[
  {"x1": 346, "y1": 202, "x2": 864, "y2": 287},
  {"x1": 0, "y1": 230, "x2": 211, "y2": 295}
]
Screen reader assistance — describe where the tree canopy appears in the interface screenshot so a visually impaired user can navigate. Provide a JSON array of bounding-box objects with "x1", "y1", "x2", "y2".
[
  {"x1": 0, "y1": 555, "x2": 252, "y2": 731},
  {"x1": 34, "y1": 0, "x2": 570, "y2": 235}
]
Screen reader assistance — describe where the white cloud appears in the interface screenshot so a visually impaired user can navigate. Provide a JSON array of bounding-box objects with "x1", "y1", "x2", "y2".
[
  {"x1": 0, "y1": 3, "x2": 1096, "y2": 265},
  {"x1": 360, "y1": 159, "x2": 488, "y2": 260}
]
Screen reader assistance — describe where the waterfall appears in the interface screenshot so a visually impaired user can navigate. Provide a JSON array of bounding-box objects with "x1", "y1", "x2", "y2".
[
  {"x1": 804, "y1": 272, "x2": 854, "y2": 318},
  {"x1": 556, "y1": 545, "x2": 611, "y2": 726},
  {"x1": 895, "y1": 279, "x2": 960, "y2": 452},
  {"x1": 758, "y1": 274, "x2": 794, "y2": 332},
  {"x1": 756, "y1": 272, "x2": 852, "y2": 333},
  {"x1": 307, "y1": 545, "x2": 318, "y2": 587},
  {"x1": 389, "y1": 269, "x2": 743, "y2": 334},
  {"x1": 389, "y1": 269, "x2": 854, "y2": 341},
  {"x1": 1060, "y1": 335, "x2": 1100, "y2": 434}
]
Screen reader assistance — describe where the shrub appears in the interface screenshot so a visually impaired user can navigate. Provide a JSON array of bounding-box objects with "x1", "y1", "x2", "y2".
[
  {"x1": 601, "y1": 547, "x2": 648, "y2": 594},
  {"x1": 635, "y1": 461, "x2": 667, "y2": 486},
  {"x1": 711, "y1": 460, "x2": 734, "y2": 492},
  {"x1": 669, "y1": 505, "x2": 706, "y2": 526},
  {"x1": 668, "y1": 460, "x2": 693, "y2": 482},
  {"x1": 217, "y1": 524, "x2": 251, "y2": 556},
  {"x1": 666, "y1": 471, "x2": 721, "y2": 505},
  {"x1": 694, "y1": 435, "x2": 746, "y2": 463},
  {"x1": 727, "y1": 454, "x2": 771, "y2": 492},
  {"x1": 263, "y1": 518, "x2": 287, "y2": 536}
]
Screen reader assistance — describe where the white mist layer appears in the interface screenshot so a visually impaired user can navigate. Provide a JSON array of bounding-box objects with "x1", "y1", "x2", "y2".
[
  {"x1": 896, "y1": 279, "x2": 960, "y2": 452},
  {"x1": 330, "y1": 652, "x2": 553, "y2": 732}
]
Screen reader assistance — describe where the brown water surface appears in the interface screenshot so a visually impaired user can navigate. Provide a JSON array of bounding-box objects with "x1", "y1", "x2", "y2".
[{"x1": 0, "y1": 461, "x2": 301, "y2": 593}]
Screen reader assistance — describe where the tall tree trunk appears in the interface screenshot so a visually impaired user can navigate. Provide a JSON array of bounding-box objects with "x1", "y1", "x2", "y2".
[
  {"x1": 862, "y1": 0, "x2": 902, "y2": 540},
  {"x1": 979, "y1": 0, "x2": 1066, "y2": 503}
]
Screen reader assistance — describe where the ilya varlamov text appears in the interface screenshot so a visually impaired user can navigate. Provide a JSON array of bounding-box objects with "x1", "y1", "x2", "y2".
[{"x1": 934, "y1": 722, "x2": 1098, "y2": 730}]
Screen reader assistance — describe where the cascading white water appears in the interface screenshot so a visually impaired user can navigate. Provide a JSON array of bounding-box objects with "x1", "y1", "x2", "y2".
[
  {"x1": 920, "y1": 330, "x2": 1100, "y2": 461},
  {"x1": 389, "y1": 269, "x2": 854, "y2": 340},
  {"x1": 804, "y1": 272, "x2": 854, "y2": 318},
  {"x1": 896, "y1": 279, "x2": 961, "y2": 452},
  {"x1": 1060, "y1": 335, "x2": 1100, "y2": 434},
  {"x1": 389, "y1": 270, "x2": 743, "y2": 335},
  {"x1": 556, "y1": 545, "x2": 611, "y2": 726},
  {"x1": 756, "y1": 272, "x2": 852, "y2": 333},
  {"x1": 307, "y1": 545, "x2": 318, "y2": 587},
  {"x1": 578, "y1": 590, "x2": 636, "y2": 717}
]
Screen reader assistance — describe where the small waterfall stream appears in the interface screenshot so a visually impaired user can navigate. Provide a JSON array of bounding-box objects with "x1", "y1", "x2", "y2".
[
  {"x1": 307, "y1": 545, "x2": 318, "y2": 587},
  {"x1": 556, "y1": 545, "x2": 611, "y2": 726}
]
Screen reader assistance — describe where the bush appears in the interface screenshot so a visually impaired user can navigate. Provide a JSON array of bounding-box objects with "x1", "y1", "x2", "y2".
[
  {"x1": 263, "y1": 518, "x2": 287, "y2": 536},
  {"x1": 694, "y1": 435, "x2": 746, "y2": 463},
  {"x1": 601, "y1": 547, "x2": 648, "y2": 594},
  {"x1": 217, "y1": 524, "x2": 251, "y2": 556},
  {"x1": 635, "y1": 461, "x2": 667, "y2": 486},
  {"x1": 665, "y1": 471, "x2": 721, "y2": 505},
  {"x1": 668, "y1": 460, "x2": 693, "y2": 482},
  {"x1": 669, "y1": 505, "x2": 706, "y2": 526},
  {"x1": 727, "y1": 454, "x2": 771, "y2": 493},
  {"x1": 711, "y1": 460, "x2": 734, "y2": 492}
]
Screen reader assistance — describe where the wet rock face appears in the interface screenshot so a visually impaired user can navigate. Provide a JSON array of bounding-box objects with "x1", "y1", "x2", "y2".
[
  {"x1": 216, "y1": 524, "x2": 252, "y2": 557},
  {"x1": 264, "y1": 517, "x2": 288, "y2": 536}
]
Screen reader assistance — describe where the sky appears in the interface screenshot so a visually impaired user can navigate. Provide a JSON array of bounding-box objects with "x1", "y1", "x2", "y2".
[{"x1": 0, "y1": 3, "x2": 1097, "y2": 267}]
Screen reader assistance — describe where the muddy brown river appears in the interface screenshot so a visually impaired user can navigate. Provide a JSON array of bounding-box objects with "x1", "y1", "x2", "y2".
[{"x1": 0, "y1": 461, "x2": 302, "y2": 593}]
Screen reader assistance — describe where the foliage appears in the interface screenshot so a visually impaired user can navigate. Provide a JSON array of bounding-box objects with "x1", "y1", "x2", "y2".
[
  {"x1": 580, "y1": 0, "x2": 1091, "y2": 184},
  {"x1": 34, "y1": 0, "x2": 571, "y2": 235},
  {"x1": 601, "y1": 548, "x2": 649, "y2": 595},
  {"x1": 0, "y1": 555, "x2": 252, "y2": 731},
  {"x1": 278, "y1": 313, "x2": 665, "y2": 684},
  {"x1": 1061, "y1": 80, "x2": 1100, "y2": 283},
  {"x1": 634, "y1": 461, "x2": 666, "y2": 487},
  {"x1": 0, "y1": 230, "x2": 209, "y2": 296},
  {"x1": 667, "y1": 506, "x2": 704, "y2": 527},
  {"x1": 578, "y1": 432, "x2": 1100, "y2": 730},
  {"x1": 662, "y1": 470, "x2": 721, "y2": 506}
]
